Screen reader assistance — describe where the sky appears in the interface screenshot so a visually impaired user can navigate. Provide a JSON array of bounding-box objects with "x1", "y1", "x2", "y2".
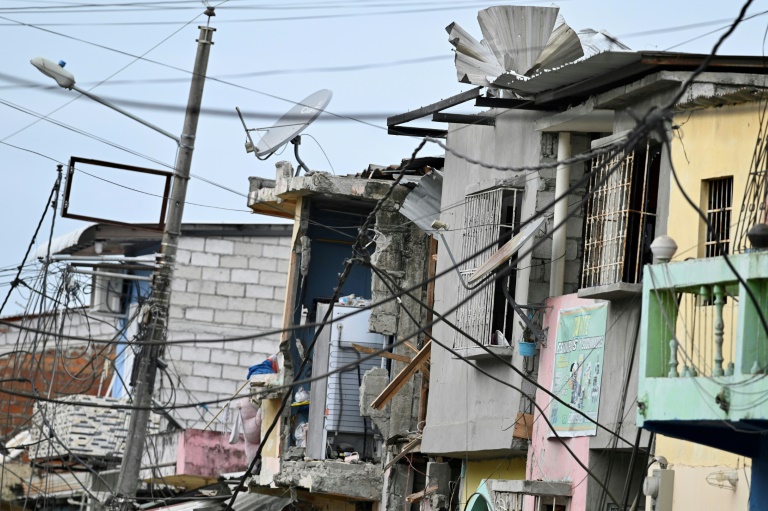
[{"x1": 1, "y1": 0, "x2": 767, "y2": 314}]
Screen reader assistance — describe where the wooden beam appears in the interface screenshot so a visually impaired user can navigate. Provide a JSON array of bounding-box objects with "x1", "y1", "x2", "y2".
[
  {"x1": 371, "y1": 341, "x2": 431, "y2": 410},
  {"x1": 382, "y1": 437, "x2": 422, "y2": 472},
  {"x1": 351, "y1": 343, "x2": 411, "y2": 364},
  {"x1": 387, "y1": 87, "x2": 482, "y2": 126},
  {"x1": 406, "y1": 485, "x2": 438, "y2": 504},
  {"x1": 403, "y1": 341, "x2": 419, "y2": 354}
]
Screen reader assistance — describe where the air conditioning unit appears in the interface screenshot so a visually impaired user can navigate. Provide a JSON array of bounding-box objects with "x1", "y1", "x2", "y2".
[{"x1": 90, "y1": 270, "x2": 125, "y2": 315}]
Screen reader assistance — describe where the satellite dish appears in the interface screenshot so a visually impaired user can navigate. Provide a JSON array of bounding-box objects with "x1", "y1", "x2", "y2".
[
  {"x1": 467, "y1": 217, "x2": 545, "y2": 284},
  {"x1": 240, "y1": 89, "x2": 332, "y2": 157}
]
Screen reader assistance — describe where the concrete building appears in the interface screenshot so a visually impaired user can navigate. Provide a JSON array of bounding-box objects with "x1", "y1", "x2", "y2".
[
  {"x1": 385, "y1": 5, "x2": 768, "y2": 510},
  {"x1": 245, "y1": 161, "x2": 434, "y2": 510},
  {"x1": 0, "y1": 222, "x2": 291, "y2": 508}
]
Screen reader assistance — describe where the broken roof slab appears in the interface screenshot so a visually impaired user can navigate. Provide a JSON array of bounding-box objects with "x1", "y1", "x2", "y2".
[
  {"x1": 270, "y1": 460, "x2": 383, "y2": 501},
  {"x1": 248, "y1": 161, "x2": 398, "y2": 219}
]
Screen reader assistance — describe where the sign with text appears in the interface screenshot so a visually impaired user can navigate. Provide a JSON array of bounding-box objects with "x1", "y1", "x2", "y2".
[{"x1": 549, "y1": 303, "x2": 608, "y2": 437}]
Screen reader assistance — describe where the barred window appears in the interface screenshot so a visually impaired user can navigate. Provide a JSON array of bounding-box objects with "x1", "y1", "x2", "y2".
[
  {"x1": 454, "y1": 187, "x2": 522, "y2": 349},
  {"x1": 582, "y1": 140, "x2": 660, "y2": 289},
  {"x1": 704, "y1": 176, "x2": 733, "y2": 257}
]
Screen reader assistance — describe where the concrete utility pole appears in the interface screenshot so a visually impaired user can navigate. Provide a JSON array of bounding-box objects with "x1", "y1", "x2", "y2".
[{"x1": 115, "y1": 13, "x2": 216, "y2": 506}]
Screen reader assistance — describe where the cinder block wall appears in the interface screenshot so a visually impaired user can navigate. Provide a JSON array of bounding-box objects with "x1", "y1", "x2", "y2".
[{"x1": 164, "y1": 226, "x2": 291, "y2": 430}]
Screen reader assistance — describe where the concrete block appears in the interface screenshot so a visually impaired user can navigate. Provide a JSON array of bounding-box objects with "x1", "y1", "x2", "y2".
[
  {"x1": 171, "y1": 291, "x2": 199, "y2": 307},
  {"x1": 210, "y1": 349, "x2": 240, "y2": 366},
  {"x1": 167, "y1": 345, "x2": 183, "y2": 361},
  {"x1": 171, "y1": 278, "x2": 187, "y2": 292},
  {"x1": 256, "y1": 298, "x2": 284, "y2": 315},
  {"x1": 187, "y1": 280, "x2": 216, "y2": 294},
  {"x1": 184, "y1": 376, "x2": 209, "y2": 392},
  {"x1": 259, "y1": 271, "x2": 285, "y2": 287},
  {"x1": 272, "y1": 287, "x2": 286, "y2": 301},
  {"x1": 233, "y1": 242, "x2": 262, "y2": 257},
  {"x1": 226, "y1": 339, "x2": 253, "y2": 352},
  {"x1": 202, "y1": 267, "x2": 231, "y2": 282},
  {"x1": 262, "y1": 244, "x2": 290, "y2": 260},
  {"x1": 229, "y1": 296, "x2": 257, "y2": 311},
  {"x1": 565, "y1": 239, "x2": 579, "y2": 261},
  {"x1": 242, "y1": 311, "x2": 271, "y2": 327},
  {"x1": 169, "y1": 305, "x2": 185, "y2": 319},
  {"x1": 199, "y1": 294, "x2": 228, "y2": 310},
  {"x1": 193, "y1": 362, "x2": 221, "y2": 379},
  {"x1": 247, "y1": 256, "x2": 277, "y2": 272},
  {"x1": 278, "y1": 237, "x2": 293, "y2": 247},
  {"x1": 215, "y1": 310, "x2": 243, "y2": 324},
  {"x1": 175, "y1": 249, "x2": 192, "y2": 265},
  {"x1": 245, "y1": 284, "x2": 273, "y2": 299},
  {"x1": 181, "y1": 346, "x2": 210, "y2": 362},
  {"x1": 172, "y1": 360, "x2": 193, "y2": 374},
  {"x1": 219, "y1": 255, "x2": 248, "y2": 269},
  {"x1": 270, "y1": 314, "x2": 283, "y2": 328},
  {"x1": 231, "y1": 269, "x2": 260, "y2": 285},
  {"x1": 205, "y1": 238, "x2": 235, "y2": 255},
  {"x1": 252, "y1": 339, "x2": 278, "y2": 355},
  {"x1": 175, "y1": 265, "x2": 202, "y2": 280},
  {"x1": 532, "y1": 237, "x2": 553, "y2": 260},
  {"x1": 178, "y1": 237, "x2": 205, "y2": 251},
  {"x1": 217, "y1": 282, "x2": 245, "y2": 297},
  {"x1": 220, "y1": 364, "x2": 244, "y2": 377},
  {"x1": 277, "y1": 259, "x2": 289, "y2": 273},
  {"x1": 186, "y1": 307, "x2": 214, "y2": 322},
  {"x1": 191, "y1": 252, "x2": 220, "y2": 267},
  {"x1": 207, "y1": 378, "x2": 240, "y2": 395}
]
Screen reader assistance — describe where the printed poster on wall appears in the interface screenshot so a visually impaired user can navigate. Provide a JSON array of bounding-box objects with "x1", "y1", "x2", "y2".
[{"x1": 549, "y1": 303, "x2": 608, "y2": 438}]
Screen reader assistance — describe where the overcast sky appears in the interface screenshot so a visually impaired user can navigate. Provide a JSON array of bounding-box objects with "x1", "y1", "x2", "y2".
[{"x1": 1, "y1": 0, "x2": 767, "y2": 314}]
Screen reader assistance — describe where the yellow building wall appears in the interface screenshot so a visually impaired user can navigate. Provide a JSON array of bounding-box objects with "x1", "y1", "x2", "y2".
[
  {"x1": 656, "y1": 101, "x2": 761, "y2": 508},
  {"x1": 461, "y1": 458, "x2": 526, "y2": 508}
]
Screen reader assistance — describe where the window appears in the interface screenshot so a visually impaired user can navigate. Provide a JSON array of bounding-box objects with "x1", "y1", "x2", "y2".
[
  {"x1": 582, "y1": 140, "x2": 660, "y2": 289},
  {"x1": 703, "y1": 176, "x2": 733, "y2": 257},
  {"x1": 454, "y1": 187, "x2": 522, "y2": 349}
]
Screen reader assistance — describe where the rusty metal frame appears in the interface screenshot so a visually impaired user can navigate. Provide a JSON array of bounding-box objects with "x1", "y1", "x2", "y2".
[{"x1": 63, "y1": 156, "x2": 173, "y2": 232}]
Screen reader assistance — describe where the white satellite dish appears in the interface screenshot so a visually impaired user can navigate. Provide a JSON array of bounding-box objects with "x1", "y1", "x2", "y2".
[
  {"x1": 467, "y1": 217, "x2": 545, "y2": 284},
  {"x1": 254, "y1": 89, "x2": 332, "y2": 157}
]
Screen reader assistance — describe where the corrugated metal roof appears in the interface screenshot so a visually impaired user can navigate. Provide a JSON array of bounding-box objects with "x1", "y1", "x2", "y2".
[{"x1": 492, "y1": 51, "x2": 641, "y2": 93}]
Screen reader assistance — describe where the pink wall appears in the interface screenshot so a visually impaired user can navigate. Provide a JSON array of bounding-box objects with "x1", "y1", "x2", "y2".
[
  {"x1": 175, "y1": 429, "x2": 248, "y2": 478},
  {"x1": 524, "y1": 294, "x2": 596, "y2": 511}
]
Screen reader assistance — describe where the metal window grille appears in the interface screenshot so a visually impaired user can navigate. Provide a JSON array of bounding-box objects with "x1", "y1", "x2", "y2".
[
  {"x1": 704, "y1": 177, "x2": 733, "y2": 257},
  {"x1": 582, "y1": 141, "x2": 658, "y2": 288},
  {"x1": 454, "y1": 187, "x2": 520, "y2": 349}
]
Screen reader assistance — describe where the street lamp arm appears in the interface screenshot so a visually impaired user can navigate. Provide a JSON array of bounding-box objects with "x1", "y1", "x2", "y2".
[{"x1": 71, "y1": 85, "x2": 180, "y2": 144}]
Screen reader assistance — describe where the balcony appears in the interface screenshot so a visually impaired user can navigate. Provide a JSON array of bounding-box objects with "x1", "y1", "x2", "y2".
[{"x1": 637, "y1": 251, "x2": 768, "y2": 456}]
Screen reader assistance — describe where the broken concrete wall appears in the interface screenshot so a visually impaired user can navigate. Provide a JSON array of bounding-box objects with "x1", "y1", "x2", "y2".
[{"x1": 273, "y1": 460, "x2": 383, "y2": 501}]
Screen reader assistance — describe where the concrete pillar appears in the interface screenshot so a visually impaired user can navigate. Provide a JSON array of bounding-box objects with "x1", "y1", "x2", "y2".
[{"x1": 550, "y1": 132, "x2": 571, "y2": 297}]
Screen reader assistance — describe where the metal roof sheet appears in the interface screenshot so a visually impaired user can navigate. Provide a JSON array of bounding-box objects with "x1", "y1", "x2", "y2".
[{"x1": 492, "y1": 51, "x2": 641, "y2": 93}]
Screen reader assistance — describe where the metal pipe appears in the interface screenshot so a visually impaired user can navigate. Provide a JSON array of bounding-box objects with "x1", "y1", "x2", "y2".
[
  {"x1": 70, "y1": 269, "x2": 152, "y2": 281},
  {"x1": 72, "y1": 85, "x2": 180, "y2": 144},
  {"x1": 550, "y1": 132, "x2": 571, "y2": 296},
  {"x1": 51, "y1": 254, "x2": 159, "y2": 262}
]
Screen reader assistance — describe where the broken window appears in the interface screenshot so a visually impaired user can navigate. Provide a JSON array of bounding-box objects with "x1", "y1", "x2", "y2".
[
  {"x1": 581, "y1": 140, "x2": 660, "y2": 289},
  {"x1": 703, "y1": 176, "x2": 733, "y2": 257},
  {"x1": 454, "y1": 187, "x2": 522, "y2": 349}
]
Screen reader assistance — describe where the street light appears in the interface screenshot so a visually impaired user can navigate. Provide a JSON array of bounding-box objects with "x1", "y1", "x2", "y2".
[
  {"x1": 29, "y1": 14, "x2": 216, "y2": 506},
  {"x1": 30, "y1": 57, "x2": 180, "y2": 143}
]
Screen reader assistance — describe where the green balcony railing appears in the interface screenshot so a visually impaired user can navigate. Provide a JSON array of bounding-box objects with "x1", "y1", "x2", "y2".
[{"x1": 637, "y1": 251, "x2": 768, "y2": 425}]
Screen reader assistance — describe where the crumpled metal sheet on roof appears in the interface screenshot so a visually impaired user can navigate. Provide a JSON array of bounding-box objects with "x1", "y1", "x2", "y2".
[
  {"x1": 399, "y1": 170, "x2": 443, "y2": 233},
  {"x1": 491, "y1": 51, "x2": 642, "y2": 94}
]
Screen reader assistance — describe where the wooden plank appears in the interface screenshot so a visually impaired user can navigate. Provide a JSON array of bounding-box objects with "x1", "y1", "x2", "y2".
[
  {"x1": 351, "y1": 343, "x2": 411, "y2": 364},
  {"x1": 387, "y1": 87, "x2": 481, "y2": 126},
  {"x1": 512, "y1": 412, "x2": 534, "y2": 440},
  {"x1": 432, "y1": 112, "x2": 495, "y2": 126},
  {"x1": 403, "y1": 341, "x2": 419, "y2": 354},
  {"x1": 279, "y1": 197, "x2": 306, "y2": 345},
  {"x1": 382, "y1": 437, "x2": 422, "y2": 473},
  {"x1": 406, "y1": 485, "x2": 438, "y2": 503},
  {"x1": 371, "y1": 341, "x2": 431, "y2": 410}
]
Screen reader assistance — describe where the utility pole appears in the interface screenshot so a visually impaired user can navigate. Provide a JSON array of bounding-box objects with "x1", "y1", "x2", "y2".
[{"x1": 115, "y1": 9, "x2": 216, "y2": 507}]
